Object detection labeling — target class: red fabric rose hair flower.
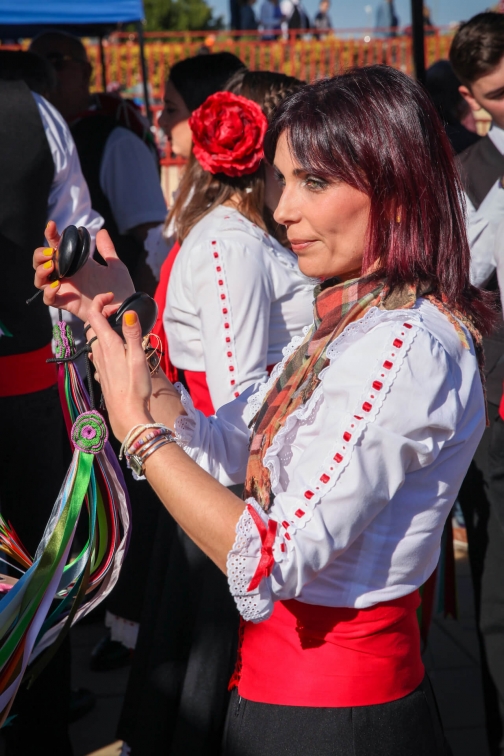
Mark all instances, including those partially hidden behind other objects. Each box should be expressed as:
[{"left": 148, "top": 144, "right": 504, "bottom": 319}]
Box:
[{"left": 189, "top": 92, "right": 268, "bottom": 178}]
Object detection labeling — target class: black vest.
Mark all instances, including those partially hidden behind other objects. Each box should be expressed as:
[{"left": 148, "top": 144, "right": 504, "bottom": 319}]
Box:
[
  {"left": 0, "top": 80, "right": 54, "bottom": 356},
  {"left": 70, "top": 115, "right": 145, "bottom": 278},
  {"left": 458, "top": 135, "right": 504, "bottom": 405}
]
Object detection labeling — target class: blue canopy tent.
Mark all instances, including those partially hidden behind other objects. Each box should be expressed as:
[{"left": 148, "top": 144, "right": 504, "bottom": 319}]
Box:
[{"left": 0, "top": 0, "right": 153, "bottom": 119}]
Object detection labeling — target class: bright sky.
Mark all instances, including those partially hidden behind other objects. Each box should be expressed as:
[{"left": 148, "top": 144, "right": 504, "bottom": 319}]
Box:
[{"left": 210, "top": 0, "right": 491, "bottom": 30}]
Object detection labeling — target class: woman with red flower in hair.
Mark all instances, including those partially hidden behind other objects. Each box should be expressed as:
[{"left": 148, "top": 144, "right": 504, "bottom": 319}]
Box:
[{"left": 163, "top": 74, "right": 312, "bottom": 416}]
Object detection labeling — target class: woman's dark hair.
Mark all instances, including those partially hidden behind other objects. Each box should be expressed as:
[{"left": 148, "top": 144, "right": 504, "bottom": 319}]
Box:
[
  {"left": 266, "top": 65, "right": 494, "bottom": 333},
  {"left": 450, "top": 12, "right": 504, "bottom": 88},
  {"left": 169, "top": 52, "right": 245, "bottom": 112},
  {"left": 170, "top": 70, "right": 304, "bottom": 244}
]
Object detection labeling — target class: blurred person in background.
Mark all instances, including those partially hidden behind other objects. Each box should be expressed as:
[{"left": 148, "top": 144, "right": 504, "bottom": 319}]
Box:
[
  {"left": 314, "top": 0, "right": 332, "bottom": 38},
  {"left": 450, "top": 13, "right": 504, "bottom": 756},
  {"left": 281, "top": 0, "right": 311, "bottom": 34},
  {"left": 0, "top": 48, "right": 102, "bottom": 756},
  {"left": 425, "top": 60, "right": 480, "bottom": 154},
  {"left": 241, "top": 0, "right": 259, "bottom": 31},
  {"left": 259, "top": 0, "right": 283, "bottom": 39},
  {"left": 375, "top": 0, "right": 399, "bottom": 37},
  {"left": 30, "top": 31, "right": 167, "bottom": 292}
]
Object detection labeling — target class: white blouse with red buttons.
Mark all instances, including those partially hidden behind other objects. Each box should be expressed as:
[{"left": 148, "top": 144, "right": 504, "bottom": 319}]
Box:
[
  {"left": 164, "top": 205, "right": 314, "bottom": 410},
  {"left": 174, "top": 298, "right": 485, "bottom": 623}
]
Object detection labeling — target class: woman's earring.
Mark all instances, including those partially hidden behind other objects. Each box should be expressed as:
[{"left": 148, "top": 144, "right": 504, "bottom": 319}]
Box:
[{"left": 395, "top": 212, "right": 401, "bottom": 224}]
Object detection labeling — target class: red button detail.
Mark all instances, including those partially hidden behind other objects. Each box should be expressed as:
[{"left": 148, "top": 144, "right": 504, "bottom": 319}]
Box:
[
  {"left": 222, "top": 308, "right": 228, "bottom": 314},
  {"left": 218, "top": 279, "right": 224, "bottom": 286},
  {"left": 334, "top": 453, "right": 343, "bottom": 463},
  {"left": 372, "top": 380, "right": 383, "bottom": 390},
  {"left": 234, "top": 391, "right": 239, "bottom": 397},
  {"left": 220, "top": 294, "right": 226, "bottom": 300},
  {"left": 212, "top": 240, "right": 217, "bottom": 244},
  {"left": 304, "top": 490, "right": 314, "bottom": 500},
  {"left": 229, "top": 366, "right": 235, "bottom": 372},
  {"left": 343, "top": 431, "right": 351, "bottom": 442},
  {"left": 362, "top": 401, "right": 372, "bottom": 412},
  {"left": 320, "top": 473, "right": 330, "bottom": 484},
  {"left": 225, "top": 337, "right": 231, "bottom": 343},
  {"left": 224, "top": 323, "right": 230, "bottom": 329},
  {"left": 213, "top": 252, "right": 219, "bottom": 258},
  {"left": 227, "top": 351, "right": 233, "bottom": 357},
  {"left": 282, "top": 521, "right": 289, "bottom": 529},
  {"left": 393, "top": 338, "right": 403, "bottom": 348},
  {"left": 280, "top": 543, "right": 286, "bottom": 552},
  {"left": 216, "top": 266, "right": 221, "bottom": 272},
  {"left": 285, "top": 533, "right": 291, "bottom": 540},
  {"left": 230, "top": 379, "right": 235, "bottom": 385},
  {"left": 403, "top": 322, "right": 412, "bottom": 329},
  {"left": 383, "top": 360, "right": 393, "bottom": 369},
  {"left": 295, "top": 509, "right": 305, "bottom": 518}
]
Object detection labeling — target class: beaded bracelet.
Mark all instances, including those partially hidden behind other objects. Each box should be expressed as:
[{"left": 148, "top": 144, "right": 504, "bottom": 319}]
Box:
[{"left": 120, "top": 423, "right": 176, "bottom": 479}]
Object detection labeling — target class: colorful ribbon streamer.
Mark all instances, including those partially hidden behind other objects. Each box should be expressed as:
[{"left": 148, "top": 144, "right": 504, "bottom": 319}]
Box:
[{"left": 0, "top": 321, "right": 130, "bottom": 724}]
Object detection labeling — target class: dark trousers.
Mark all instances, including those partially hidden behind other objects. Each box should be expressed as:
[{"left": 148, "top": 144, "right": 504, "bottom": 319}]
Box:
[
  {"left": 223, "top": 677, "right": 452, "bottom": 756},
  {"left": 0, "top": 386, "right": 73, "bottom": 756},
  {"left": 458, "top": 404, "right": 504, "bottom": 756}
]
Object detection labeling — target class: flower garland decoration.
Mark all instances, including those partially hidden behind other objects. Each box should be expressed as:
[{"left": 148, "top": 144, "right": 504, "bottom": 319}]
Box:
[
  {"left": 0, "top": 320, "right": 130, "bottom": 724},
  {"left": 189, "top": 92, "right": 268, "bottom": 178}
]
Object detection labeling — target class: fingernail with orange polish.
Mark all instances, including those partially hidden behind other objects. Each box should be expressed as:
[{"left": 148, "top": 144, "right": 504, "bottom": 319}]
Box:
[
  {"left": 43, "top": 260, "right": 52, "bottom": 269},
  {"left": 124, "top": 311, "right": 137, "bottom": 326},
  {"left": 43, "top": 248, "right": 53, "bottom": 257}
]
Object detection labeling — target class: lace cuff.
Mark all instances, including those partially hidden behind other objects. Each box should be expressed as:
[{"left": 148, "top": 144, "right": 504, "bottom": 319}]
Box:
[
  {"left": 173, "top": 382, "right": 199, "bottom": 448},
  {"left": 227, "top": 498, "right": 275, "bottom": 623}
]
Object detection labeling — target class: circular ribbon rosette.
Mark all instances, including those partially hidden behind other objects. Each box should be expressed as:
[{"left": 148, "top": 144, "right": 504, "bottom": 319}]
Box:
[{"left": 71, "top": 411, "right": 108, "bottom": 454}]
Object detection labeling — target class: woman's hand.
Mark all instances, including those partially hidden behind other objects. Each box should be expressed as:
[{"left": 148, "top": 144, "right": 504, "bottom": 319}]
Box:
[
  {"left": 33, "top": 222, "right": 135, "bottom": 322},
  {"left": 86, "top": 293, "right": 153, "bottom": 441}
]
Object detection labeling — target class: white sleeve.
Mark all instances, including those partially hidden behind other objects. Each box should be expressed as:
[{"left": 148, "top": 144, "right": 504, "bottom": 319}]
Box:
[
  {"left": 99, "top": 127, "right": 167, "bottom": 234},
  {"left": 227, "top": 322, "right": 465, "bottom": 622},
  {"left": 174, "top": 383, "right": 256, "bottom": 487},
  {"left": 190, "top": 235, "right": 273, "bottom": 409},
  {"left": 466, "top": 184, "right": 504, "bottom": 287},
  {"left": 33, "top": 93, "right": 103, "bottom": 244}
]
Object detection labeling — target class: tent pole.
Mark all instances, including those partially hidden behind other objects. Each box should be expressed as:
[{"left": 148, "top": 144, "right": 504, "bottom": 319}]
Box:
[
  {"left": 99, "top": 35, "right": 107, "bottom": 91},
  {"left": 410, "top": 0, "right": 426, "bottom": 83},
  {"left": 136, "top": 21, "right": 152, "bottom": 125}
]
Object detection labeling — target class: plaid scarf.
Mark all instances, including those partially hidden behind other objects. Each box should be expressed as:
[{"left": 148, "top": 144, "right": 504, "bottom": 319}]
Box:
[{"left": 245, "top": 275, "right": 484, "bottom": 512}]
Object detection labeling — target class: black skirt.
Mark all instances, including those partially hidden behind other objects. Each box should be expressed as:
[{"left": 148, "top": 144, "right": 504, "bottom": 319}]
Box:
[
  {"left": 223, "top": 677, "right": 453, "bottom": 756},
  {"left": 117, "top": 506, "right": 239, "bottom": 755}
]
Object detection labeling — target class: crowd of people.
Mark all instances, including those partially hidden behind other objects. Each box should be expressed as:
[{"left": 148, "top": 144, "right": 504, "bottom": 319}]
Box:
[{"left": 2, "top": 9, "right": 504, "bottom": 756}]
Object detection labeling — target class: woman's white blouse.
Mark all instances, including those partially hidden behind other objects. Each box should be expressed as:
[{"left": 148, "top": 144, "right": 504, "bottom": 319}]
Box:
[
  {"left": 164, "top": 205, "right": 314, "bottom": 409},
  {"left": 174, "top": 298, "right": 485, "bottom": 623}
]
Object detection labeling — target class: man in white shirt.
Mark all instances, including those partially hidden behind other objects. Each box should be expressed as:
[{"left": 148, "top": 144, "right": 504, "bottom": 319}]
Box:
[
  {"left": 30, "top": 32, "right": 168, "bottom": 293},
  {"left": 450, "top": 14, "right": 504, "bottom": 756},
  {"left": 0, "top": 49, "right": 103, "bottom": 756}
]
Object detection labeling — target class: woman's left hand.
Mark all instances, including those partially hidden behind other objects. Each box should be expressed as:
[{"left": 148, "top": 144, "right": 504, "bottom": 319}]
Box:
[{"left": 86, "top": 293, "right": 153, "bottom": 441}]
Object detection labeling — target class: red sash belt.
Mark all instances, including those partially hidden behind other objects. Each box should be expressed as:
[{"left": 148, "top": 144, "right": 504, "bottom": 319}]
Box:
[
  {"left": 0, "top": 343, "right": 57, "bottom": 397},
  {"left": 236, "top": 591, "right": 424, "bottom": 707}
]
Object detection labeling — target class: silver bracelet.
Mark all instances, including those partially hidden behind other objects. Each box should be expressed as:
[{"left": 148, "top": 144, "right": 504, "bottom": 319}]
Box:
[{"left": 121, "top": 423, "right": 177, "bottom": 479}]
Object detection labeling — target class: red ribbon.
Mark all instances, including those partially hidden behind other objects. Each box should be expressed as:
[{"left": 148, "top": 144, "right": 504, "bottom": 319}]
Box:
[{"left": 246, "top": 504, "right": 278, "bottom": 592}]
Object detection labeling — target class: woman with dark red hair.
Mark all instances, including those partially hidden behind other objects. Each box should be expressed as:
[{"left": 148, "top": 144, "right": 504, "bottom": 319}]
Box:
[{"left": 47, "top": 65, "right": 493, "bottom": 754}]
